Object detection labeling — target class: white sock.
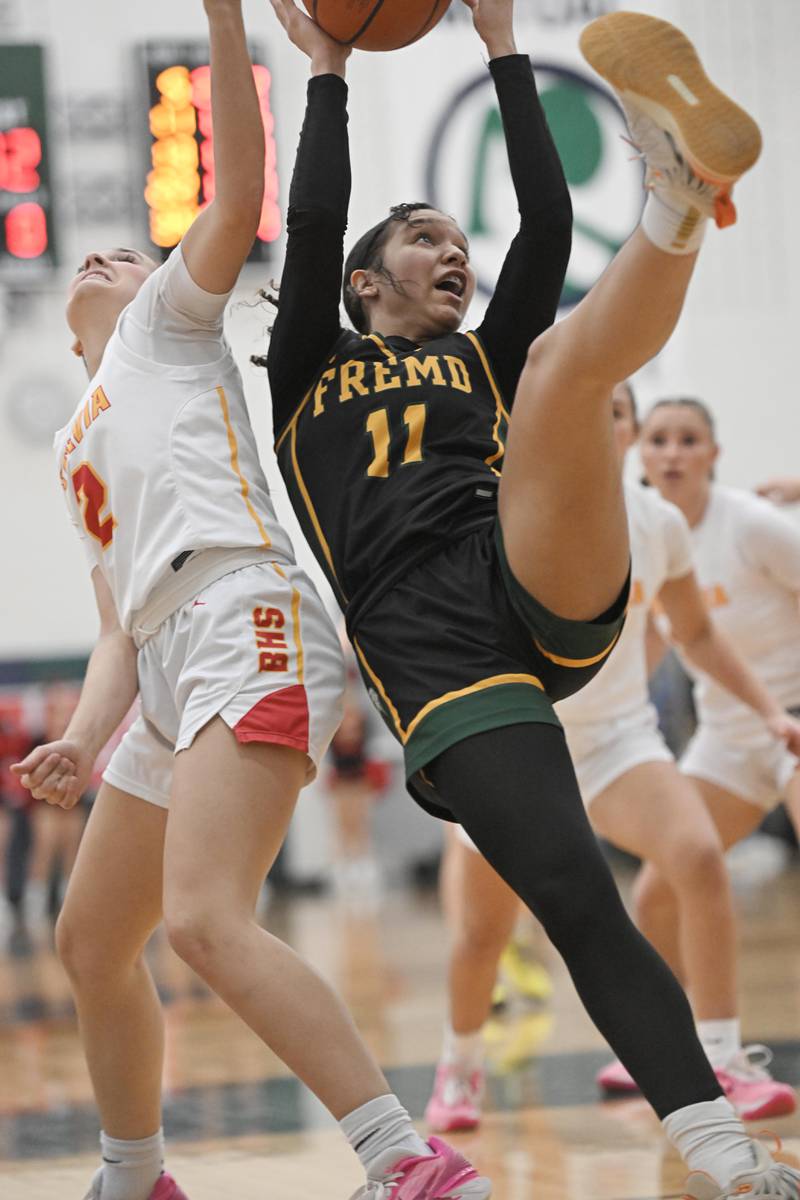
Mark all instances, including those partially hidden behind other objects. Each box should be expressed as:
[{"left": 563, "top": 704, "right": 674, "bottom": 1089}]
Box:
[
  {"left": 641, "top": 189, "right": 708, "bottom": 255},
  {"left": 662, "top": 1097, "right": 755, "bottom": 1186},
  {"left": 442, "top": 1024, "right": 485, "bottom": 1073},
  {"left": 340, "top": 1094, "right": 430, "bottom": 1178},
  {"left": 697, "top": 1019, "right": 742, "bottom": 1070},
  {"left": 96, "top": 1129, "right": 164, "bottom": 1200}
]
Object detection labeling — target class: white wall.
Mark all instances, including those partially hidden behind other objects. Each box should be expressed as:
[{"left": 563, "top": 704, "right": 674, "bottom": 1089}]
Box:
[{"left": 0, "top": 0, "right": 798, "bottom": 658}]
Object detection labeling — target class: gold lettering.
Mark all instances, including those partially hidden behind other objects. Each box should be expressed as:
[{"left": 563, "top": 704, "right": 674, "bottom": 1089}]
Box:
[
  {"left": 313, "top": 368, "right": 336, "bottom": 417},
  {"left": 405, "top": 355, "right": 446, "bottom": 388},
  {"left": 445, "top": 356, "right": 471, "bottom": 393},
  {"left": 91, "top": 386, "right": 110, "bottom": 420},
  {"left": 374, "top": 361, "right": 402, "bottom": 392},
  {"left": 71, "top": 415, "right": 84, "bottom": 444},
  {"left": 339, "top": 360, "right": 368, "bottom": 402}
]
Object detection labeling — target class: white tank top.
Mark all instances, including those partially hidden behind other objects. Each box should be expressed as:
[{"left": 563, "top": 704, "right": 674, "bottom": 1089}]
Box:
[
  {"left": 556, "top": 482, "right": 693, "bottom": 725},
  {"left": 685, "top": 484, "right": 800, "bottom": 739},
  {"left": 54, "top": 247, "right": 294, "bottom": 638}
]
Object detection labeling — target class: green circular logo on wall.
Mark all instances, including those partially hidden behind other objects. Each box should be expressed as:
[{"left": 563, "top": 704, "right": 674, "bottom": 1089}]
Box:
[{"left": 424, "top": 61, "right": 644, "bottom": 308}]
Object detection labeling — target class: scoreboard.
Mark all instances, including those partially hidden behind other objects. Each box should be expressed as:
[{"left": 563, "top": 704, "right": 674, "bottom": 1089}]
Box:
[
  {"left": 0, "top": 45, "right": 56, "bottom": 276},
  {"left": 142, "top": 41, "right": 280, "bottom": 261}
]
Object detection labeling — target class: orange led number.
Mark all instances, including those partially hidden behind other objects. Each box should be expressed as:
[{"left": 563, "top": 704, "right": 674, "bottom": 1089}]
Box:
[{"left": 71, "top": 463, "right": 116, "bottom": 549}]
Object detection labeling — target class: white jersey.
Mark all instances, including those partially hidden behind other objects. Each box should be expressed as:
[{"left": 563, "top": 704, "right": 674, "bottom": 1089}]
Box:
[
  {"left": 685, "top": 485, "right": 800, "bottom": 740},
  {"left": 54, "top": 247, "right": 294, "bottom": 638},
  {"left": 556, "top": 482, "right": 694, "bottom": 726}
]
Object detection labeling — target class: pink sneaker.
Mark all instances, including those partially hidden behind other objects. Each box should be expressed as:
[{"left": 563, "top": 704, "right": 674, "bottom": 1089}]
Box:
[
  {"left": 716, "top": 1046, "right": 797, "bottom": 1121},
  {"left": 150, "top": 1175, "right": 190, "bottom": 1200},
  {"left": 596, "top": 1058, "right": 639, "bottom": 1094},
  {"left": 425, "top": 1062, "right": 485, "bottom": 1133},
  {"left": 350, "top": 1137, "right": 492, "bottom": 1198},
  {"left": 84, "top": 1172, "right": 189, "bottom": 1199}
]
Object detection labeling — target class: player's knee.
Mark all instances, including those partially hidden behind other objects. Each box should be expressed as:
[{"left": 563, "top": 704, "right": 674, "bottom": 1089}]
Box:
[
  {"left": 667, "top": 835, "right": 727, "bottom": 895},
  {"left": 55, "top": 909, "right": 121, "bottom": 986},
  {"left": 525, "top": 857, "right": 610, "bottom": 940},
  {"left": 164, "top": 904, "right": 227, "bottom": 972}
]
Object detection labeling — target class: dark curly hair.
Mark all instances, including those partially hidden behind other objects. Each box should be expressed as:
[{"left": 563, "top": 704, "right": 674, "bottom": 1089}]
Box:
[{"left": 342, "top": 202, "right": 440, "bottom": 334}]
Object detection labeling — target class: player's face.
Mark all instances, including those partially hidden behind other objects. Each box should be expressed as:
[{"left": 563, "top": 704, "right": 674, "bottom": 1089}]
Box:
[
  {"left": 611, "top": 382, "right": 637, "bottom": 463},
  {"left": 66, "top": 248, "right": 157, "bottom": 330},
  {"left": 379, "top": 211, "right": 475, "bottom": 335},
  {"left": 639, "top": 405, "right": 718, "bottom": 507}
]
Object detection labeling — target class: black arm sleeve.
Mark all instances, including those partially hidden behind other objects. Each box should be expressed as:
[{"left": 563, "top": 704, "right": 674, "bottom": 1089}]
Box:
[
  {"left": 267, "top": 74, "right": 351, "bottom": 437},
  {"left": 475, "top": 55, "right": 573, "bottom": 406}
]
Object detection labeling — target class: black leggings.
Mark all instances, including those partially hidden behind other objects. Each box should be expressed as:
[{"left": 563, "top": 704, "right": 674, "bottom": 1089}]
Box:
[{"left": 429, "top": 723, "right": 722, "bottom": 1120}]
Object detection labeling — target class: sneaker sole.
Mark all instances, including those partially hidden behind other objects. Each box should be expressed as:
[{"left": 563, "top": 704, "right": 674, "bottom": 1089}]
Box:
[
  {"left": 735, "top": 1093, "right": 798, "bottom": 1121},
  {"left": 426, "top": 1113, "right": 482, "bottom": 1133},
  {"left": 579, "top": 11, "right": 762, "bottom": 185}
]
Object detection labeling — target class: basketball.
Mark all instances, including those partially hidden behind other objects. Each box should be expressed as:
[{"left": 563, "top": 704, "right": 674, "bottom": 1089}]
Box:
[{"left": 302, "top": 0, "right": 452, "bottom": 52}]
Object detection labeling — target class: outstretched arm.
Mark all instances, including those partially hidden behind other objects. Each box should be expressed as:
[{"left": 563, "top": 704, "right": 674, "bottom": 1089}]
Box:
[
  {"left": 469, "top": 0, "right": 573, "bottom": 404},
  {"left": 10, "top": 571, "right": 138, "bottom": 810},
  {"left": 660, "top": 570, "right": 800, "bottom": 755},
  {"left": 266, "top": 0, "right": 352, "bottom": 436},
  {"left": 179, "top": 0, "right": 265, "bottom": 294}
]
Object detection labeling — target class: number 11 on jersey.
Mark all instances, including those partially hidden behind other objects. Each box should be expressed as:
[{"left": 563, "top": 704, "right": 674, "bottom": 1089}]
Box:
[{"left": 365, "top": 403, "right": 426, "bottom": 478}]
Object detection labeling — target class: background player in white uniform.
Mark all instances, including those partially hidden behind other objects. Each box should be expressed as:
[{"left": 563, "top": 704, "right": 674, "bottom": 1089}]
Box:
[
  {"left": 637, "top": 396, "right": 800, "bottom": 1000},
  {"left": 10, "top": 4, "right": 490, "bottom": 1200},
  {"left": 425, "top": 383, "right": 800, "bottom": 1135}
]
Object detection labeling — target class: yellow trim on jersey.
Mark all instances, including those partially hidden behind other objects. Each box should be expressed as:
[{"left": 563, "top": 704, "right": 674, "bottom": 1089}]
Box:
[
  {"left": 533, "top": 631, "right": 621, "bottom": 669},
  {"left": 405, "top": 673, "right": 544, "bottom": 740},
  {"left": 274, "top": 388, "right": 313, "bottom": 453},
  {"left": 353, "top": 638, "right": 407, "bottom": 742},
  {"left": 217, "top": 387, "right": 271, "bottom": 547},
  {"left": 289, "top": 419, "right": 347, "bottom": 600},
  {"left": 366, "top": 333, "right": 399, "bottom": 363},
  {"left": 270, "top": 563, "right": 305, "bottom": 685},
  {"left": 465, "top": 331, "right": 510, "bottom": 469}
]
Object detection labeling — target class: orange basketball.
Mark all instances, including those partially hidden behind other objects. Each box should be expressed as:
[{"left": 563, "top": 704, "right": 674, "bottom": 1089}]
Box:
[{"left": 303, "top": 0, "right": 452, "bottom": 52}]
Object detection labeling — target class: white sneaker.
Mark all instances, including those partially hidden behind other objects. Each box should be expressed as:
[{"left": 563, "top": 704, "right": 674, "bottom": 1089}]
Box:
[
  {"left": 580, "top": 11, "right": 762, "bottom": 230},
  {"left": 684, "top": 1141, "right": 800, "bottom": 1200}
]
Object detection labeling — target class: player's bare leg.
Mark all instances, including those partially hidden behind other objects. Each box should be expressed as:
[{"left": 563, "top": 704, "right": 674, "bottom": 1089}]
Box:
[
  {"left": 499, "top": 231, "right": 696, "bottom": 620},
  {"left": 500, "top": 12, "right": 761, "bottom": 622},
  {"left": 426, "top": 832, "right": 522, "bottom": 1132},
  {"left": 444, "top": 834, "right": 520, "bottom": 1036},
  {"left": 55, "top": 784, "right": 166, "bottom": 1139},
  {"left": 163, "top": 717, "right": 390, "bottom": 1118},
  {"left": 633, "top": 776, "right": 797, "bottom": 1119},
  {"left": 591, "top": 762, "right": 736, "bottom": 1021}
]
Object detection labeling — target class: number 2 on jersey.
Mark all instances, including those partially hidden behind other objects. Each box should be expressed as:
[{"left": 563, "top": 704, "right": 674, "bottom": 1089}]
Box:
[
  {"left": 365, "top": 403, "right": 426, "bottom": 478},
  {"left": 72, "top": 462, "right": 116, "bottom": 548}
]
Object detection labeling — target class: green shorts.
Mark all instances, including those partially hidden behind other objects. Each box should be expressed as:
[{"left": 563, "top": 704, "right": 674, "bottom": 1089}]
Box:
[{"left": 352, "top": 519, "right": 629, "bottom": 821}]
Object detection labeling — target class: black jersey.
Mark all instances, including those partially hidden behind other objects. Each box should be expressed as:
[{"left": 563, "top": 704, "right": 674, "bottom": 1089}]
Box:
[{"left": 268, "top": 57, "right": 572, "bottom": 631}]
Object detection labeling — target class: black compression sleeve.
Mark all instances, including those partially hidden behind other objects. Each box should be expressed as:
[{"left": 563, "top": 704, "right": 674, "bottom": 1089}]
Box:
[
  {"left": 267, "top": 74, "right": 350, "bottom": 437},
  {"left": 475, "top": 55, "right": 572, "bottom": 406}
]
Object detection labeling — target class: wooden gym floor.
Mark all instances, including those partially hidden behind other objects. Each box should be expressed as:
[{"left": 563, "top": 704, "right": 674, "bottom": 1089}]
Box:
[{"left": 1, "top": 855, "right": 799, "bottom": 1199}]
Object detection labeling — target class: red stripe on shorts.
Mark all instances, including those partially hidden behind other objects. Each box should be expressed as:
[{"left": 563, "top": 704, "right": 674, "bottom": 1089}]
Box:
[{"left": 233, "top": 684, "right": 310, "bottom": 752}]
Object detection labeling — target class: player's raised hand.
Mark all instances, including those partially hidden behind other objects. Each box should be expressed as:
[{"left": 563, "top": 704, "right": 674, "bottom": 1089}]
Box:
[
  {"left": 755, "top": 477, "right": 800, "bottom": 506},
  {"left": 766, "top": 712, "right": 800, "bottom": 758},
  {"left": 10, "top": 738, "right": 93, "bottom": 811},
  {"left": 268, "top": 0, "right": 351, "bottom": 74},
  {"left": 461, "top": 0, "right": 517, "bottom": 58}
]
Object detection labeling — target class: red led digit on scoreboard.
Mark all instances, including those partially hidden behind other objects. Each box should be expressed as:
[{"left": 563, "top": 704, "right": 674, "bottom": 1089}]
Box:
[
  {"left": 0, "top": 126, "right": 42, "bottom": 193},
  {"left": 6, "top": 202, "right": 47, "bottom": 258}
]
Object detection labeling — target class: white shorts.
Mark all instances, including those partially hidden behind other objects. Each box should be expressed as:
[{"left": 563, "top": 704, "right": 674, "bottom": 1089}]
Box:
[
  {"left": 681, "top": 725, "right": 800, "bottom": 811},
  {"left": 456, "top": 704, "right": 672, "bottom": 852},
  {"left": 563, "top": 704, "right": 673, "bottom": 807},
  {"left": 104, "top": 561, "right": 344, "bottom": 808}
]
